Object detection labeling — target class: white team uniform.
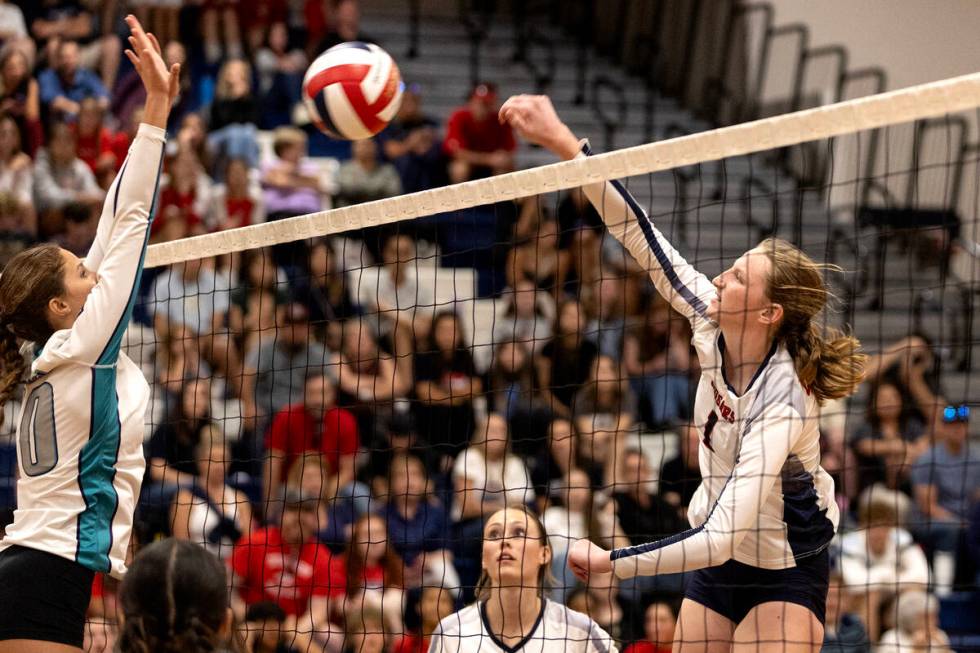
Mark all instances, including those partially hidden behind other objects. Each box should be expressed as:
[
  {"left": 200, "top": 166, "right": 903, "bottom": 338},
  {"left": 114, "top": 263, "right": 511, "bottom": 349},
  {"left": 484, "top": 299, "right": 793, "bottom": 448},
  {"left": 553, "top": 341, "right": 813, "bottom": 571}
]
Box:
[
  {"left": 575, "top": 144, "right": 839, "bottom": 576},
  {"left": 0, "top": 124, "right": 166, "bottom": 579},
  {"left": 430, "top": 599, "right": 618, "bottom": 653}
]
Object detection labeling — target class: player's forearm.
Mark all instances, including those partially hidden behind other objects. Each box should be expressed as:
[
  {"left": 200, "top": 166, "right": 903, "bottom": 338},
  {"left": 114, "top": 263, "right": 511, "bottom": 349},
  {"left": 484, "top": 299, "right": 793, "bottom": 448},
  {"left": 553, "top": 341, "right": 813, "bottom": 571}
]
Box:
[{"left": 142, "top": 92, "right": 172, "bottom": 130}]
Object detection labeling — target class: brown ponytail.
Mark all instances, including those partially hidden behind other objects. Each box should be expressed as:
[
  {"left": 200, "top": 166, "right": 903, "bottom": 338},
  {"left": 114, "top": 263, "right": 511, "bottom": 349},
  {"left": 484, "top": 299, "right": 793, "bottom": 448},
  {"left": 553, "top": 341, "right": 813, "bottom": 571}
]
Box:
[
  {"left": 760, "top": 238, "right": 867, "bottom": 403},
  {"left": 0, "top": 244, "right": 68, "bottom": 421}
]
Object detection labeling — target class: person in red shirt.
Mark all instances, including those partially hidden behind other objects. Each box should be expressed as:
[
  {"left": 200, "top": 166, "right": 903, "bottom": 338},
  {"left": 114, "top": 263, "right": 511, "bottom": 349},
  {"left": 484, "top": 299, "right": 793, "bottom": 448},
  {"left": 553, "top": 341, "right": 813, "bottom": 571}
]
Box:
[
  {"left": 443, "top": 82, "right": 515, "bottom": 184},
  {"left": 74, "top": 97, "right": 119, "bottom": 188},
  {"left": 265, "top": 373, "right": 360, "bottom": 506},
  {"left": 229, "top": 488, "right": 345, "bottom": 626},
  {"left": 623, "top": 601, "right": 678, "bottom": 653},
  {"left": 393, "top": 585, "right": 456, "bottom": 653}
]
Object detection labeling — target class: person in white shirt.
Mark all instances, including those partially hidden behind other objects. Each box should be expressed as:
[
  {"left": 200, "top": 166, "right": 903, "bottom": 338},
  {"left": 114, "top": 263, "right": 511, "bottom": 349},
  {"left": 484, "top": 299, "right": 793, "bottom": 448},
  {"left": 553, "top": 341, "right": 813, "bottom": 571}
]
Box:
[
  {"left": 0, "top": 16, "right": 176, "bottom": 651},
  {"left": 499, "top": 95, "right": 868, "bottom": 652},
  {"left": 431, "top": 505, "right": 618, "bottom": 653}
]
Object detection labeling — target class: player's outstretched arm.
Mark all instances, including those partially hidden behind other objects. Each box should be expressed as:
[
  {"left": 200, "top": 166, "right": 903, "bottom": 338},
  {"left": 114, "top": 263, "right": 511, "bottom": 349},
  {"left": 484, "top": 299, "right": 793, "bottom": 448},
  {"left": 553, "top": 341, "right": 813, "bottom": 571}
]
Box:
[{"left": 500, "top": 95, "right": 716, "bottom": 326}]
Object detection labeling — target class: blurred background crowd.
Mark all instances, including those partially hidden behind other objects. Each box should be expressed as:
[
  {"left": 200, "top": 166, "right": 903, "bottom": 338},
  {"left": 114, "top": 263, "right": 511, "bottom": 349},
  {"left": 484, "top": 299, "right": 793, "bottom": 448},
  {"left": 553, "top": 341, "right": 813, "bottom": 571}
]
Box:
[{"left": 0, "top": 1, "right": 977, "bottom": 652}]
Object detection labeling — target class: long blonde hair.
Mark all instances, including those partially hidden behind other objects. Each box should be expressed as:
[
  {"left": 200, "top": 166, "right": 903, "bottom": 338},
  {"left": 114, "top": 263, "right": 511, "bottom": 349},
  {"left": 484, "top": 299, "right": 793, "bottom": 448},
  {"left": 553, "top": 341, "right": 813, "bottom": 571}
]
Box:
[{"left": 761, "top": 238, "right": 867, "bottom": 403}]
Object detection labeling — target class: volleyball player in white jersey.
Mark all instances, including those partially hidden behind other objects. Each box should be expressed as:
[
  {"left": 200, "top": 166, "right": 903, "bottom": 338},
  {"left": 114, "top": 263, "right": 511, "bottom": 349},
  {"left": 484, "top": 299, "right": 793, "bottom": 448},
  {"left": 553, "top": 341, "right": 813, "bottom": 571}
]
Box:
[
  {"left": 499, "top": 96, "right": 867, "bottom": 652},
  {"left": 430, "top": 505, "right": 617, "bottom": 653},
  {"left": 0, "top": 16, "right": 177, "bottom": 652}
]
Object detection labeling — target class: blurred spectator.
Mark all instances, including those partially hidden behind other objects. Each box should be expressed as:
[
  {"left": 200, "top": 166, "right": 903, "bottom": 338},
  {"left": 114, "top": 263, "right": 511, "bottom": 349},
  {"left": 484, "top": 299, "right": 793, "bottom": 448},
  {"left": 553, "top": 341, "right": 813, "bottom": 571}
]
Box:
[
  {"left": 73, "top": 95, "right": 117, "bottom": 186},
  {"left": 208, "top": 157, "right": 264, "bottom": 231},
  {"left": 0, "top": 2, "right": 29, "bottom": 54},
  {"left": 557, "top": 187, "right": 603, "bottom": 248},
  {"left": 582, "top": 274, "right": 627, "bottom": 360},
  {"left": 343, "top": 513, "right": 408, "bottom": 631},
  {"left": 444, "top": 82, "right": 515, "bottom": 184},
  {"left": 342, "top": 604, "right": 388, "bottom": 653},
  {"left": 38, "top": 39, "right": 109, "bottom": 120},
  {"left": 264, "top": 373, "right": 360, "bottom": 508},
  {"left": 507, "top": 215, "right": 569, "bottom": 299},
  {"left": 241, "top": 302, "right": 330, "bottom": 432},
  {"left": 543, "top": 467, "right": 624, "bottom": 600},
  {"left": 150, "top": 255, "right": 231, "bottom": 341},
  {"left": 335, "top": 138, "right": 402, "bottom": 255},
  {"left": 659, "top": 422, "right": 703, "bottom": 521},
  {"left": 356, "top": 234, "right": 434, "bottom": 342},
  {"left": 379, "top": 453, "right": 459, "bottom": 593},
  {"left": 838, "top": 489, "right": 929, "bottom": 639},
  {"left": 623, "top": 602, "right": 677, "bottom": 653},
  {"left": 0, "top": 111, "right": 34, "bottom": 229},
  {"left": 51, "top": 199, "right": 94, "bottom": 256},
  {"left": 493, "top": 279, "right": 555, "bottom": 356},
  {"left": 0, "top": 47, "right": 41, "bottom": 154},
  {"left": 451, "top": 413, "right": 534, "bottom": 592},
  {"left": 317, "top": 0, "right": 374, "bottom": 53},
  {"left": 153, "top": 149, "right": 213, "bottom": 243},
  {"left": 911, "top": 403, "right": 979, "bottom": 595},
  {"left": 536, "top": 299, "right": 599, "bottom": 418},
  {"left": 171, "top": 423, "right": 254, "bottom": 559},
  {"left": 487, "top": 338, "right": 552, "bottom": 459},
  {"left": 33, "top": 119, "right": 103, "bottom": 237},
  {"left": 413, "top": 310, "right": 481, "bottom": 457},
  {"left": 26, "top": 1, "right": 120, "bottom": 91},
  {"left": 130, "top": 0, "right": 179, "bottom": 46},
  {"left": 393, "top": 586, "right": 455, "bottom": 653},
  {"left": 228, "top": 247, "right": 289, "bottom": 353},
  {"left": 334, "top": 316, "right": 412, "bottom": 442},
  {"left": 850, "top": 380, "right": 927, "bottom": 497},
  {"left": 623, "top": 297, "right": 695, "bottom": 430},
  {"left": 262, "top": 126, "right": 324, "bottom": 220},
  {"left": 970, "top": 497, "right": 980, "bottom": 582},
  {"left": 254, "top": 21, "right": 306, "bottom": 129},
  {"left": 565, "top": 573, "right": 623, "bottom": 643},
  {"left": 821, "top": 571, "right": 870, "bottom": 653},
  {"left": 360, "top": 411, "right": 437, "bottom": 500},
  {"left": 877, "top": 590, "right": 952, "bottom": 653},
  {"left": 379, "top": 85, "right": 446, "bottom": 194},
  {"left": 0, "top": 192, "right": 33, "bottom": 264},
  {"left": 298, "top": 238, "right": 358, "bottom": 347},
  {"left": 230, "top": 488, "right": 345, "bottom": 626},
  {"left": 572, "top": 355, "right": 636, "bottom": 487},
  {"left": 208, "top": 58, "right": 259, "bottom": 174},
  {"left": 201, "top": 0, "right": 243, "bottom": 64},
  {"left": 147, "top": 378, "right": 213, "bottom": 489}
]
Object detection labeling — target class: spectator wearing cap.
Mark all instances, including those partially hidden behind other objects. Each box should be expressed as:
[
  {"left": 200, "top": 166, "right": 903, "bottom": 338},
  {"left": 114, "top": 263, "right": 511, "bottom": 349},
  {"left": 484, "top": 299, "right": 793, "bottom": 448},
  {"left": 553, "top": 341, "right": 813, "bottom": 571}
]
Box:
[
  {"left": 264, "top": 373, "right": 360, "bottom": 510},
  {"left": 229, "top": 487, "right": 345, "bottom": 630},
  {"left": 38, "top": 39, "right": 110, "bottom": 120},
  {"left": 911, "top": 402, "right": 979, "bottom": 595},
  {"left": 379, "top": 85, "right": 447, "bottom": 194},
  {"left": 443, "top": 82, "right": 515, "bottom": 184},
  {"left": 241, "top": 302, "right": 331, "bottom": 435}
]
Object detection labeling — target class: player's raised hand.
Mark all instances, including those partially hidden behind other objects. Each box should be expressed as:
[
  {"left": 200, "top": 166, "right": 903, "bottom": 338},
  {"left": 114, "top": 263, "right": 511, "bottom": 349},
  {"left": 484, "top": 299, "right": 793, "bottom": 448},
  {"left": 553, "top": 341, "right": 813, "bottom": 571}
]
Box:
[
  {"left": 124, "top": 15, "right": 179, "bottom": 102},
  {"left": 499, "top": 95, "right": 580, "bottom": 160},
  {"left": 567, "top": 538, "right": 613, "bottom": 583}
]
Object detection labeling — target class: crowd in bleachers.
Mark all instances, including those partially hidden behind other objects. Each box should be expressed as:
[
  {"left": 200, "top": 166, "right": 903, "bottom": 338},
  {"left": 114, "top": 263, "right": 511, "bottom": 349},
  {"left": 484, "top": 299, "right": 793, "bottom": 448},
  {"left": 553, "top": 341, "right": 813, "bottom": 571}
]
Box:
[{"left": 0, "top": 1, "right": 978, "bottom": 652}]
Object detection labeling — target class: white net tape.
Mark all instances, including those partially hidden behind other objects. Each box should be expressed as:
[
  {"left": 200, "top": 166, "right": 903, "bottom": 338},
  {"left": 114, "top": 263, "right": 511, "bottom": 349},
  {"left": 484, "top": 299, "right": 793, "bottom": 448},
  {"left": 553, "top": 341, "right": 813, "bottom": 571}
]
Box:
[{"left": 145, "top": 71, "right": 980, "bottom": 268}]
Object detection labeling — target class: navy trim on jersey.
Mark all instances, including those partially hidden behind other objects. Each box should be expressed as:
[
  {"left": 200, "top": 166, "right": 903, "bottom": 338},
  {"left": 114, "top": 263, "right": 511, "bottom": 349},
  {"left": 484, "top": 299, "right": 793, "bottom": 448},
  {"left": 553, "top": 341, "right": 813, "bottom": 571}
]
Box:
[
  {"left": 76, "top": 141, "right": 164, "bottom": 572},
  {"left": 717, "top": 334, "right": 778, "bottom": 397},
  {"left": 112, "top": 159, "right": 129, "bottom": 217},
  {"left": 780, "top": 457, "right": 835, "bottom": 559},
  {"left": 479, "top": 599, "right": 546, "bottom": 653},
  {"left": 581, "top": 143, "right": 709, "bottom": 318}
]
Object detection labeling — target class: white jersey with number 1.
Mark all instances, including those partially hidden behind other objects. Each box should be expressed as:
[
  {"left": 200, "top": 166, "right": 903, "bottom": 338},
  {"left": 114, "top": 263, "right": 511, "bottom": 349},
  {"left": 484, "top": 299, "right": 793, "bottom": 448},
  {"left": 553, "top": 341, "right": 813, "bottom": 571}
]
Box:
[
  {"left": 0, "top": 124, "right": 166, "bottom": 579},
  {"left": 574, "top": 142, "right": 839, "bottom": 576}
]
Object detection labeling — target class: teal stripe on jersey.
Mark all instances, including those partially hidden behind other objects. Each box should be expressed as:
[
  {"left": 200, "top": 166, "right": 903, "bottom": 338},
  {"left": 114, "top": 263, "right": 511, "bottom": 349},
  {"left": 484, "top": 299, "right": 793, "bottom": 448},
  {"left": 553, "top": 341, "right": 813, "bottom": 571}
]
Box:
[{"left": 76, "top": 146, "right": 164, "bottom": 571}]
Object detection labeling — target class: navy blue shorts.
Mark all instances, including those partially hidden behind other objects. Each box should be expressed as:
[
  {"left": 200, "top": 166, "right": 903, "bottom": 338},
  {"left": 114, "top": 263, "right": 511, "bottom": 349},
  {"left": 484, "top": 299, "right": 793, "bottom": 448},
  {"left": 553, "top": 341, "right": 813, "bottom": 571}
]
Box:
[
  {"left": 684, "top": 548, "right": 829, "bottom": 625},
  {"left": 0, "top": 545, "right": 94, "bottom": 647}
]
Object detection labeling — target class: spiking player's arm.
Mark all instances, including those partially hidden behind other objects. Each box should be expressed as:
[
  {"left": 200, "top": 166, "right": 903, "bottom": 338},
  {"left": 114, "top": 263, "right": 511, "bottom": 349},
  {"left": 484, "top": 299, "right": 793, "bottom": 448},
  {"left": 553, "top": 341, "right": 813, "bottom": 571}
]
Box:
[{"left": 499, "top": 94, "right": 717, "bottom": 327}]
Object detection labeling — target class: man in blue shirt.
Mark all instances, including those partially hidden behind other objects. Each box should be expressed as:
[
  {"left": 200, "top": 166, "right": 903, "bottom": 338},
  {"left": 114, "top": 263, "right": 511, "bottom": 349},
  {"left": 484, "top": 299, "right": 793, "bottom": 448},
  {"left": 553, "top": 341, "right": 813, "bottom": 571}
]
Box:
[
  {"left": 912, "top": 404, "right": 979, "bottom": 594},
  {"left": 38, "top": 39, "right": 109, "bottom": 119}
]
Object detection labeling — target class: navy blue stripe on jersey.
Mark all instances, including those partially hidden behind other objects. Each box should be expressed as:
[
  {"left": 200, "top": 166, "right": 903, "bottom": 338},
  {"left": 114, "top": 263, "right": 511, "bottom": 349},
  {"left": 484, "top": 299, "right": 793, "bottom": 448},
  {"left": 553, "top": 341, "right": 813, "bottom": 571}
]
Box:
[
  {"left": 479, "top": 600, "right": 545, "bottom": 653},
  {"left": 112, "top": 159, "right": 129, "bottom": 216},
  {"left": 719, "top": 335, "right": 778, "bottom": 396},
  {"left": 780, "top": 456, "right": 835, "bottom": 559},
  {"left": 581, "top": 141, "right": 708, "bottom": 318},
  {"left": 77, "top": 142, "right": 164, "bottom": 572}
]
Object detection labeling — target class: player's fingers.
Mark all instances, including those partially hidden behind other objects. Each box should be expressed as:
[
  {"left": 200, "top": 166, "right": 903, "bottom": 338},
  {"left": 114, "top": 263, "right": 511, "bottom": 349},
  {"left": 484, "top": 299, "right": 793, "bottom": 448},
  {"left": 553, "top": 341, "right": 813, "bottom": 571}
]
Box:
[
  {"left": 148, "top": 32, "right": 162, "bottom": 56},
  {"left": 124, "top": 49, "right": 139, "bottom": 67}
]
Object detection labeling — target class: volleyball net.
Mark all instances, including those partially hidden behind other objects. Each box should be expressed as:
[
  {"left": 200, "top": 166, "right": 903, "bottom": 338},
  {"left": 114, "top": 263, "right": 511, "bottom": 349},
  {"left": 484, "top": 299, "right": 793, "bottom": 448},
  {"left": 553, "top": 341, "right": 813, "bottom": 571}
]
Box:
[{"left": 114, "top": 73, "right": 980, "bottom": 647}]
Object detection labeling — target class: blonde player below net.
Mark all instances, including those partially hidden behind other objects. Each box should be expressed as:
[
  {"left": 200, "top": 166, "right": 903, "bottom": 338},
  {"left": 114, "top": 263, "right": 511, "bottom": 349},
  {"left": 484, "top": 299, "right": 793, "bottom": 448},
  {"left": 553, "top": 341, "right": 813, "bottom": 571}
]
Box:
[{"left": 499, "top": 95, "right": 868, "bottom": 653}]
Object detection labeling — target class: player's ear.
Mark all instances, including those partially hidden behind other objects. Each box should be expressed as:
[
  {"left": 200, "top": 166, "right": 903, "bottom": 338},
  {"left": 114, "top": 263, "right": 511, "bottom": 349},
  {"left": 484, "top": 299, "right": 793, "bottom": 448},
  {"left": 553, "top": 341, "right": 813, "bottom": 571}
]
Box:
[
  {"left": 760, "top": 302, "right": 783, "bottom": 326},
  {"left": 47, "top": 296, "right": 71, "bottom": 319}
]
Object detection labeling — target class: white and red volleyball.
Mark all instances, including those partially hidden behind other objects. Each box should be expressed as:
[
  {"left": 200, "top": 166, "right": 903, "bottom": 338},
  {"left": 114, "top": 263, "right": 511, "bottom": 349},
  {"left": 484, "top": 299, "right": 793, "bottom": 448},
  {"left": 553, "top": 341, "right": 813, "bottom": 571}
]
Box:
[{"left": 302, "top": 42, "right": 404, "bottom": 140}]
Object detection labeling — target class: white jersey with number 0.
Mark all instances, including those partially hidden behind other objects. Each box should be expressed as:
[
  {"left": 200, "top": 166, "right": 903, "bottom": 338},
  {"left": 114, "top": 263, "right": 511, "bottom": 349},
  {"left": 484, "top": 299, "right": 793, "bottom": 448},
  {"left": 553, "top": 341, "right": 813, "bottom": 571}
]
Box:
[
  {"left": 575, "top": 143, "right": 839, "bottom": 575},
  {"left": 429, "top": 599, "right": 618, "bottom": 653},
  {"left": 0, "top": 124, "right": 166, "bottom": 579}
]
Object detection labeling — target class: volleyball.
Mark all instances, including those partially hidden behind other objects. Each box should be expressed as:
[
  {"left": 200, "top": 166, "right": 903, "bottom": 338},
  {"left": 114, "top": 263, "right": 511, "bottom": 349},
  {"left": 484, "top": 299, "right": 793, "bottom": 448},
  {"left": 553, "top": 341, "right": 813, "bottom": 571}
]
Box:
[{"left": 302, "top": 41, "right": 404, "bottom": 140}]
